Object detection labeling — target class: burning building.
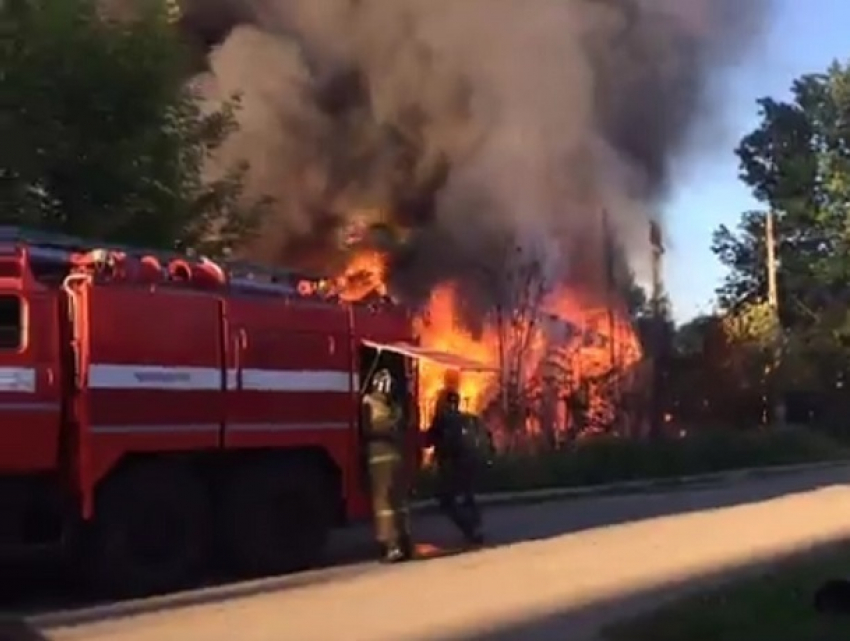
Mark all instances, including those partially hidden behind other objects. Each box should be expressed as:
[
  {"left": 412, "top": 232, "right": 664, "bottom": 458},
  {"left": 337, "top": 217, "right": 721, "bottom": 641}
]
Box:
[
  {"left": 160, "top": 0, "right": 769, "bottom": 441},
  {"left": 331, "top": 246, "right": 645, "bottom": 444}
]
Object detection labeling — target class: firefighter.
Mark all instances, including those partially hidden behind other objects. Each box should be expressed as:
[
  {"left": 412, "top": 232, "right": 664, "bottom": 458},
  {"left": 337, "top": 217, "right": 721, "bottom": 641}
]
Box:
[
  {"left": 426, "top": 374, "right": 485, "bottom": 546},
  {"left": 362, "top": 368, "right": 413, "bottom": 563}
]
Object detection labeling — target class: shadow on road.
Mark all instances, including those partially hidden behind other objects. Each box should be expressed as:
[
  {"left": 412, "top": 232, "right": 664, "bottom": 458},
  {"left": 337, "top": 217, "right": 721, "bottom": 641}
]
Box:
[
  {"left": 0, "top": 618, "right": 48, "bottom": 641},
  {"left": 458, "top": 466, "right": 850, "bottom": 550},
  {"left": 2, "top": 466, "right": 848, "bottom": 629},
  {"left": 436, "top": 536, "right": 850, "bottom": 641}
]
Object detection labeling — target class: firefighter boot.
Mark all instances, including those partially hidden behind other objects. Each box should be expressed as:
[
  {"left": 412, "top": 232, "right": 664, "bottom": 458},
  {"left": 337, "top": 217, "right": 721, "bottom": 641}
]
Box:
[
  {"left": 458, "top": 519, "right": 484, "bottom": 547},
  {"left": 459, "top": 496, "right": 485, "bottom": 546},
  {"left": 466, "top": 525, "right": 485, "bottom": 547},
  {"left": 381, "top": 542, "right": 409, "bottom": 564},
  {"left": 398, "top": 532, "right": 414, "bottom": 560}
]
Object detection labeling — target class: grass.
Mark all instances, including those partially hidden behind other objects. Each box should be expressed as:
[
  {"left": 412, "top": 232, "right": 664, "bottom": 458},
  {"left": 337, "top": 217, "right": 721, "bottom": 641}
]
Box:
[
  {"left": 415, "top": 426, "right": 850, "bottom": 497},
  {"left": 603, "top": 545, "right": 850, "bottom": 641}
]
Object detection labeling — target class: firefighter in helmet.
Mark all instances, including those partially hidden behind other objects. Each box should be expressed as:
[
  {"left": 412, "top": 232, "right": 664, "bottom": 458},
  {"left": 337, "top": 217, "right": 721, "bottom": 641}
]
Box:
[
  {"left": 362, "top": 368, "right": 413, "bottom": 563},
  {"left": 426, "top": 370, "right": 485, "bottom": 546}
]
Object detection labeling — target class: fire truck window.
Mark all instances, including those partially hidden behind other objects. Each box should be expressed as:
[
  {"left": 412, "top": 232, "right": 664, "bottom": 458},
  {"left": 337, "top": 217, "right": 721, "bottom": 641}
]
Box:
[
  {"left": 29, "top": 257, "right": 71, "bottom": 284},
  {"left": 0, "top": 295, "right": 22, "bottom": 350}
]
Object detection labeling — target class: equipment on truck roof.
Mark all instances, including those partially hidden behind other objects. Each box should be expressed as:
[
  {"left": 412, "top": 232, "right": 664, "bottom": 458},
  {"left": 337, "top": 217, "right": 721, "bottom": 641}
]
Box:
[{"left": 0, "top": 225, "right": 398, "bottom": 305}]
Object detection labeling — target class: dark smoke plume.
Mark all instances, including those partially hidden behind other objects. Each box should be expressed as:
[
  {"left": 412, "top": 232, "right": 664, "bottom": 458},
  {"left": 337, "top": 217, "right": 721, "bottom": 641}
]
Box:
[{"left": 177, "top": 0, "right": 771, "bottom": 308}]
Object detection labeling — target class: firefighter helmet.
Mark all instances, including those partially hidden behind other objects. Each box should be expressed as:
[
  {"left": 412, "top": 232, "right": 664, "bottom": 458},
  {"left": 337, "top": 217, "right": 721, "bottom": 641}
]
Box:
[
  {"left": 371, "top": 368, "right": 393, "bottom": 395},
  {"left": 445, "top": 390, "right": 461, "bottom": 411}
]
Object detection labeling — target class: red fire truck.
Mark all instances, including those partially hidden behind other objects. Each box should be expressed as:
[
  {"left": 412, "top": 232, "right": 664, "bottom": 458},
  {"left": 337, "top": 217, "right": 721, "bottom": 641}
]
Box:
[{"left": 0, "top": 227, "right": 479, "bottom": 597}]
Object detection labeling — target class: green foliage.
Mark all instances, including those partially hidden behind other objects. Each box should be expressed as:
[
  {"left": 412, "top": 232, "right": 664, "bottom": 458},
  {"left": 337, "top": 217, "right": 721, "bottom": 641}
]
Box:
[
  {"left": 604, "top": 545, "right": 850, "bottom": 641},
  {"left": 415, "top": 428, "right": 846, "bottom": 496},
  {"left": 661, "top": 311, "right": 776, "bottom": 428},
  {"left": 0, "top": 0, "right": 267, "bottom": 255},
  {"left": 720, "top": 301, "right": 779, "bottom": 390},
  {"left": 714, "top": 63, "right": 850, "bottom": 317},
  {"left": 782, "top": 305, "right": 850, "bottom": 391},
  {"left": 721, "top": 301, "right": 778, "bottom": 347},
  {"left": 711, "top": 211, "right": 768, "bottom": 311},
  {"left": 673, "top": 314, "right": 721, "bottom": 356},
  {"left": 712, "top": 59, "right": 850, "bottom": 400}
]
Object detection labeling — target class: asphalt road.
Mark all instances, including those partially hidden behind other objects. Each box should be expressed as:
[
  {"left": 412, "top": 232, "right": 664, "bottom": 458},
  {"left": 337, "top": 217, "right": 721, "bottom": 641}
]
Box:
[{"left": 13, "top": 465, "right": 850, "bottom": 641}]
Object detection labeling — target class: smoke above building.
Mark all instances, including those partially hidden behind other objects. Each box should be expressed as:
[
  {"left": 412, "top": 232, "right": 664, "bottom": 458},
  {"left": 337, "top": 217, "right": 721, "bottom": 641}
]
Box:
[{"left": 177, "top": 0, "right": 772, "bottom": 309}]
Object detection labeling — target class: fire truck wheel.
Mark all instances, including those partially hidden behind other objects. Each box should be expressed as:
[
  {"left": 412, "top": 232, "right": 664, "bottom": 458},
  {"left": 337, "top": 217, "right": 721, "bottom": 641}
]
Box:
[
  {"left": 221, "top": 458, "right": 334, "bottom": 577},
  {"left": 81, "top": 462, "right": 212, "bottom": 598}
]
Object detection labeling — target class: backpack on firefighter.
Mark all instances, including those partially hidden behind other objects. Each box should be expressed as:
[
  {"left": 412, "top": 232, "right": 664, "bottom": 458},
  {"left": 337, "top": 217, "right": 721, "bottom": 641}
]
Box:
[
  {"left": 428, "top": 390, "right": 492, "bottom": 465},
  {"left": 457, "top": 411, "right": 495, "bottom": 466}
]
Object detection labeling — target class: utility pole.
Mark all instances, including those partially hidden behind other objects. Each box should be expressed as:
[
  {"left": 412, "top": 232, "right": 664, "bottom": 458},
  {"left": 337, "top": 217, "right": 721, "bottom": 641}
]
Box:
[
  {"left": 764, "top": 210, "right": 785, "bottom": 425},
  {"left": 649, "top": 219, "right": 665, "bottom": 438},
  {"left": 601, "top": 209, "right": 618, "bottom": 379},
  {"left": 766, "top": 210, "right": 778, "bottom": 310},
  {"left": 650, "top": 221, "right": 664, "bottom": 317}
]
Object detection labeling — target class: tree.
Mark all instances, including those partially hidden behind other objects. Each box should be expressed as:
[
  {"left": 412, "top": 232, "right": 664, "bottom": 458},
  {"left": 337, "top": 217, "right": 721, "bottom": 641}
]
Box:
[
  {"left": 720, "top": 301, "right": 778, "bottom": 400},
  {"left": 714, "top": 63, "right": 850, "bottom": 320},
  {"left": 712, "top": 61, "right": 850, "bottom": 405},
  {"left": 711, "top": 210, "right": 768, "bottom": 311},
  {"left": 487, "top": 243, "right": 551, "bottom": 437},
  {"left": 0, "top": 0, "right": 266, "bottom": 255}
]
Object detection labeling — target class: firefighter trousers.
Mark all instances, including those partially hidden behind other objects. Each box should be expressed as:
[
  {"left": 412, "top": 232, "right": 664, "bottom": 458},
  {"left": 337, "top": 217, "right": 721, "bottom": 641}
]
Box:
[
  {"left": 367, "top": 444, "right": 411, "bottom": 549},
  {"left": 435, "top": 458, "right": 482, "bottom": 538}
]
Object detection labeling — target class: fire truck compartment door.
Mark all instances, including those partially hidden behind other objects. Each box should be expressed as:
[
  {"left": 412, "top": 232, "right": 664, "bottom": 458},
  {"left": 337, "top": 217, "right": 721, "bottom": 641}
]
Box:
[
  {"left": 360, "top": 340, "right": 496, "bottom": 371},
  {"left": 0, "top": 291, "right": 62, "bottom": 472}
]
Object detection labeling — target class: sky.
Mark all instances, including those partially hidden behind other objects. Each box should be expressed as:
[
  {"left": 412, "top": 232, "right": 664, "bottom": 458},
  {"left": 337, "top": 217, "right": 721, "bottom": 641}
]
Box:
[{"left": 663, "top": 0, "right": 849, "bottom": 323}]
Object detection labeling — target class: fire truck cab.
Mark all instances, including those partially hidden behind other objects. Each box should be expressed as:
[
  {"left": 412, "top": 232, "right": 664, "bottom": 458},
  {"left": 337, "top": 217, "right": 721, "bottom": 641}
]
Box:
[{"left": 0, "top": 227, "right": 468, "bottom": 597}]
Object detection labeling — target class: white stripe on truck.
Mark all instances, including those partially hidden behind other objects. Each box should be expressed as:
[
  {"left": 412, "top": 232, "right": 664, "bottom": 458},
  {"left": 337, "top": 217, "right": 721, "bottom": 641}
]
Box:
[
  {"left": 227, "top": 422, "right": 349, "bottom": 432},
  {"left": 89, "top": 422, "right": 350, "bottom": 435},
  {"left": 0, "top": 401, "right": 59, "bottom": 411},
  {"left": 90, "top": 423, "right": 220, "bottom": 435},
  {"left": 0, "top": 367, "right": 36, "bottom": 393},
  {"left": 237, "top": 369, "right": 352, "bottom": 393},
  {"left": 87, "top": 364, "right": 358, "bottom": 393},
  {"left": 88, "top": 365, "right": 220, "bottom": 391}
]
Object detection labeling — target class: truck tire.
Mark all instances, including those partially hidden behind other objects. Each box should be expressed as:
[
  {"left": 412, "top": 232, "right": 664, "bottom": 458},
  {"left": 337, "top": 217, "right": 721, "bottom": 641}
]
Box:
[
  {"left": 80, "top": 462, "right": 212, "bottom": 598},
  {"left": 220, "top": 458, "right": 334, "bottom": 577}
]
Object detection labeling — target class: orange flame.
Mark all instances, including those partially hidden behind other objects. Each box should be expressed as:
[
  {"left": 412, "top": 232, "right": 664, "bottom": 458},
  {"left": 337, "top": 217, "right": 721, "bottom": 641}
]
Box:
[
  {"left": 415, "top": 285, "right": 498, "bottom": 421},
  {"left": 335, "top": 251, "right": 388, "bottom": 302},
  {"left": 336, "top": 250, "right": 644, "bottom": 438}
]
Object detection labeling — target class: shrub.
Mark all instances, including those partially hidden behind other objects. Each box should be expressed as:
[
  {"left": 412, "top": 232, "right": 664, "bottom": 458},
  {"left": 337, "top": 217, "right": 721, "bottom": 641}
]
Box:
[{"left": 414, "top": 426, "right": 847, "bottom": 497}]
